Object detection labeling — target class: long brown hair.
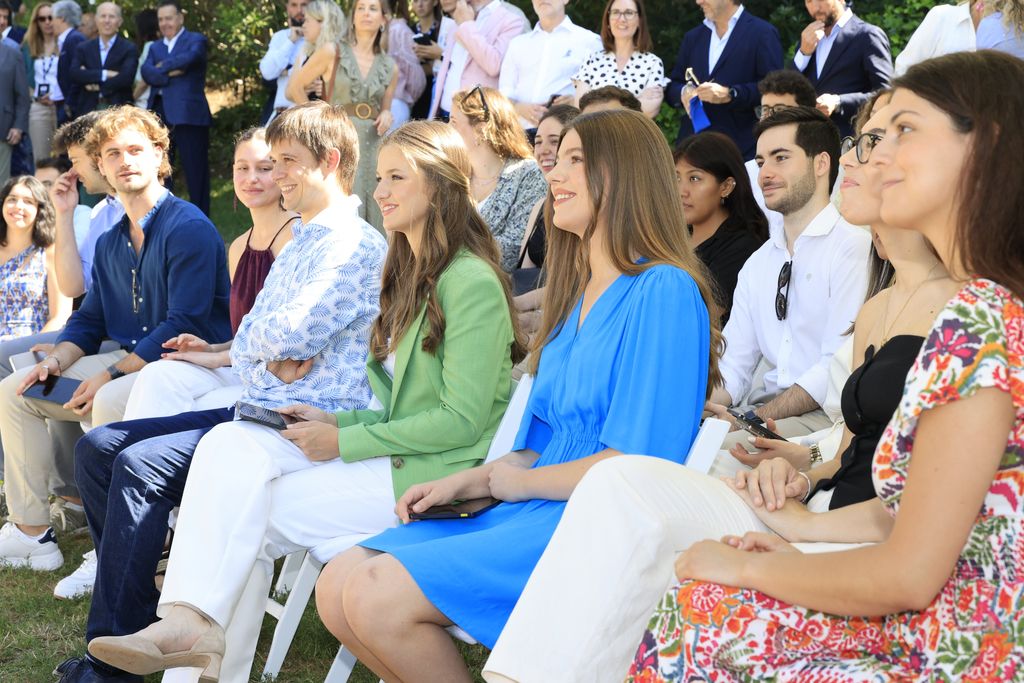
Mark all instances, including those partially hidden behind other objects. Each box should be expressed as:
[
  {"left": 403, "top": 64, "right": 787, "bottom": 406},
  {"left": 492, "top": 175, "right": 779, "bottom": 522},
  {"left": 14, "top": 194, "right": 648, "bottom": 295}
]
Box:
[
  {"left": 26, "top": 2, "right": 56, "bottom": 58},
  {"left": 0, "top": 176, "right": 56, "bottom": 249},
  {"left": 530, "top": 110, "right": 723, "bottom": 394},
  {"left": 370, "top": 121, "right": 527, "bottom": 364},
  {"left": 599, "top": 0, "right": 652, "bottom": 52},
  {"left": 893, "top": 50, "right": 1024, "bottom": 300}
]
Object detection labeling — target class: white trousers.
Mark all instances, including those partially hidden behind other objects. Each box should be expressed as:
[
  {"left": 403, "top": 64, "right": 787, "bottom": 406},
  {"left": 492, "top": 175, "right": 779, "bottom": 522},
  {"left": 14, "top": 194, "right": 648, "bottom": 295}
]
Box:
[
  {"left": 123, "top": 360, "right": 242, "bottom": 420},
  {"left": 483, "top": 455, "right": 850, "bottom": 683},
  {"left": 158, "top": 420, "right": 397, "bottom": 682}
]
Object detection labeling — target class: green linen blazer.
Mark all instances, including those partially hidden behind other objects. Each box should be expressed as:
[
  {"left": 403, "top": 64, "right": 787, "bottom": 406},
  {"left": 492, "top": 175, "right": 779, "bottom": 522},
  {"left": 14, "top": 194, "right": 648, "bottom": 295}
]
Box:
[{"left": 335, "top": 251, "right": 515, "bottom": 500}]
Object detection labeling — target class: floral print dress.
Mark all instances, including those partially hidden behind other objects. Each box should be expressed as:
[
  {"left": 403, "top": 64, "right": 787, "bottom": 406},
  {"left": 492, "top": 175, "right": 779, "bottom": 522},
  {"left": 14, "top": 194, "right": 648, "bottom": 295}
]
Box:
[
  {"left": 628, "top": 279, "right": 1024, "bottom": 682},
  {"left": 0, "top": 246, "right": 49, "bottom": 341}
]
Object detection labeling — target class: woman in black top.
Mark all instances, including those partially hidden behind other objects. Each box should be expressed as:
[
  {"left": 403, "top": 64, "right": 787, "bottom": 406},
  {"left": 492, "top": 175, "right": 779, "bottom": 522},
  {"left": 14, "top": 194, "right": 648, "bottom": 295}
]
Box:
[{"left": 673, "top": 132, "right": 768, "bottom": 322}]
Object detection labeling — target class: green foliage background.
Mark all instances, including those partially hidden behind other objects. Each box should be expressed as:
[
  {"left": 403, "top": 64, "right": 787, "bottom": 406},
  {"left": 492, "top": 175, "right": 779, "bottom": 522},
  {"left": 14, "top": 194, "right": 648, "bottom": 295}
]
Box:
[{"left": 29, "top": 0, "right": 952, "bottom": 169}]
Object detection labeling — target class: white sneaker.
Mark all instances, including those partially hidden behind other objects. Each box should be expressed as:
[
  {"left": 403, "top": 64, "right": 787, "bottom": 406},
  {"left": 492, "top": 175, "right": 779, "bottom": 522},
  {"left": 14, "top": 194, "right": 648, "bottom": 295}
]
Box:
[
  {"left": 54, "top": 549, "right": 97, "bottom": 599},
  {"left": 0, "top": 521, "right": 64, "bottom": 571}
]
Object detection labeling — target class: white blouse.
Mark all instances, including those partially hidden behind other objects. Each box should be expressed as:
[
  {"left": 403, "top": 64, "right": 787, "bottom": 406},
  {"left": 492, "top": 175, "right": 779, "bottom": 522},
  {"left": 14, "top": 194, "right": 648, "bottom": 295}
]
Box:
[{"left": 573, "top": 49, "right": 668, "bottom": 97}]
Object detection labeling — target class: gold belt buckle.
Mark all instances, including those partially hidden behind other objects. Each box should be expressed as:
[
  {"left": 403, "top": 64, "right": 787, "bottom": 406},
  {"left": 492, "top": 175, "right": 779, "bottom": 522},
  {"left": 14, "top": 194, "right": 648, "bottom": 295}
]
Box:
[{"left": 354, "top": 103, "right": 373, "bottom": 120}]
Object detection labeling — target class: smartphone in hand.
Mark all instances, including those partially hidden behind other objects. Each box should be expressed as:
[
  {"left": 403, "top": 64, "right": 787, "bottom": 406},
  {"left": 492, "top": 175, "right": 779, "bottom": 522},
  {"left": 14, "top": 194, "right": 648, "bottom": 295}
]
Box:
[{"left": 726, "top": 409, "right": 787, "bottom": 441}]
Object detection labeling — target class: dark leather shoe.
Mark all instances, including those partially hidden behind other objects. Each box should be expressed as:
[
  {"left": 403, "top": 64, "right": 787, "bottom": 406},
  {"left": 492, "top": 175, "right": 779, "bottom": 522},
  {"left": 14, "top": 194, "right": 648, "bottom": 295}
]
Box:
[{"left": 53, "top": 657, "right": 143, "bottom": 683}]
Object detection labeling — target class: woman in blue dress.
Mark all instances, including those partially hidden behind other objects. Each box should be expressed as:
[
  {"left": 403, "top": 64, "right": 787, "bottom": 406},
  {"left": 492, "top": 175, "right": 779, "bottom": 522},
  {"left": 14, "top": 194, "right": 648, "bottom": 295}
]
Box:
[{"left": 315, "top": 109, "right": 724, "bottom": 682}]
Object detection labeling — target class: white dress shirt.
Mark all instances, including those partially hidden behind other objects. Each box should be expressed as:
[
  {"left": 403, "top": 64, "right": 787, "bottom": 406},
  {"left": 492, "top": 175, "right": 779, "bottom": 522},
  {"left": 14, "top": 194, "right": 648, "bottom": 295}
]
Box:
[
  {"left": 719, "top": 203, "right": 870, "bottom": 407},
  {"left": 793, "top": 7, "right": 853, "bottom": 77},
  {"left": 259, "top": 28, "right": 306, "bottom": 111},
  {"left": 894, "top": 3, "right": 975, "bottom": 75},
  {"left": 440, "top": 0, "right": 500, "bottom": 111},
  {"left": 163, "top": 28, "right": 183, "bottom": 53},
  {"left": 99, "top": 35, "right": 116, "bottom": 81},
  {"left": 499, "top": 15, "right": 602, "bottom": 128},
  {"left": 705, "top": 5, "right": 743, "bottom": 72}
]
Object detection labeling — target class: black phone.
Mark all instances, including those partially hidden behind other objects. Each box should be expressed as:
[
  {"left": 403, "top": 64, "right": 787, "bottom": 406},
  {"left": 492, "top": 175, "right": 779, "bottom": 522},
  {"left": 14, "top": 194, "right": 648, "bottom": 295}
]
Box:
[
  {"left": 727, "top": 409, "right": 787, "bottom": 441},
  {"left": 412, "top": 33, "right": 433, "bottom": 46},
  {"left": 23, "top": 375, "right": 82, "bottom": 405},
  {"left": 409, "top": 497, "right": 501, "bottom": 520},
  {"left": 545, "top": 93, "right": 560, "bottom": 108},
  {"left": 235, "top": 401, "right": 289, "bottom": 430}
]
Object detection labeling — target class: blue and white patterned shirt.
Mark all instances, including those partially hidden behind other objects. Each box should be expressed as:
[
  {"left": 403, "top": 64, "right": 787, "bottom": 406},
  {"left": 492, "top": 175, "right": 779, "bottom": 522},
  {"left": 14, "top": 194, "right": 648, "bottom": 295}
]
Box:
[{"left": 230, "top": 196, "right": 387, "bottom": 412}]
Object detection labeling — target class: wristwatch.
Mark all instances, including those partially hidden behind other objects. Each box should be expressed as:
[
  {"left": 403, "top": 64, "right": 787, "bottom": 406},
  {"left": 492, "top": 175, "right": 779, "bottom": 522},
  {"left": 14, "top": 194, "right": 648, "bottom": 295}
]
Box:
[
  {"left": 106, "top": 364, "right": 126, "bottom": 380},
  {"left": 808, "top": 443, "right": 823, "bottom": 467},
  {"left": 728, "top": 86, "right": 738, "bottom": 101}
]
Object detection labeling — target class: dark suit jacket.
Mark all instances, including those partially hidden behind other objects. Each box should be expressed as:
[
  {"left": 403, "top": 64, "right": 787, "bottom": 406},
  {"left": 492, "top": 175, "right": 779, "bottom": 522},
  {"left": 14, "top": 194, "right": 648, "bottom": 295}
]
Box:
[
  {"left": 0, "top": 41, "right": 29, "bottom": 137},
  {"left": 56, "top": 28, "right": 85, "bottom": 110},
  {"left": 71, "top": 36, "right": 140, "bottom": 113},
  {"left": 6, "top": 26, "right": 26, "bottom": 44},
  {"left": 667, "top": 10, "right": 783, "bottom": 159},
  {"left": 790, "top": 14, "right": 893, "bottom": 137},
  {"left": 141, "top": 29, "right": 212, "bottom": 127}
]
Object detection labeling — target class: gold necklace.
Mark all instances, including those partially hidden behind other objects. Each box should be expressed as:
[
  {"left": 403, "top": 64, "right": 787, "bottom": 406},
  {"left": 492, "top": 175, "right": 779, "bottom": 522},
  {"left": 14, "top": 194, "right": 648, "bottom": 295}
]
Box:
[{"left": 880, "top": 262, "right": 942, "bottom": 344}]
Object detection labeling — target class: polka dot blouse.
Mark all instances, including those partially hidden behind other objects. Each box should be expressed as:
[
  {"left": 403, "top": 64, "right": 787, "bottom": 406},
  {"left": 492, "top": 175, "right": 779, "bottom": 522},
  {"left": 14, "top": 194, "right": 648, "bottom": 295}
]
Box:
[{"left": 573, "top": 50, "right": 669, "bottom": 97}]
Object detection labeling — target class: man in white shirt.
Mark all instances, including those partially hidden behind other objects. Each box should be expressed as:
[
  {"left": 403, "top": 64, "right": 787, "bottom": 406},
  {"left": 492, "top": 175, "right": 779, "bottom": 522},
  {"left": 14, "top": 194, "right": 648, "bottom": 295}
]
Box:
[
  {"left": 499, "top": 0, "right": 601, "bottom": 131},
  {"left": 894, "top": 1, "right": 980, "bottom": 76},
  {"left": 709, "top": 105, "right": 870, "bottom": 475},
  {"left": 259, "top": 0, "right": 308, "bottom": 123},
  {"left": 428, "top": 0, "right": 523, "bottom": 120}
]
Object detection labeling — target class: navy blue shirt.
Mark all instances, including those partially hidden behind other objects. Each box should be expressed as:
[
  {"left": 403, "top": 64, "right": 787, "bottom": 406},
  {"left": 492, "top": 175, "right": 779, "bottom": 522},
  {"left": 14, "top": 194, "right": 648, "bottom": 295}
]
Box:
[{"left": 58, "top": 193, "right": 232, "bottom": 361}]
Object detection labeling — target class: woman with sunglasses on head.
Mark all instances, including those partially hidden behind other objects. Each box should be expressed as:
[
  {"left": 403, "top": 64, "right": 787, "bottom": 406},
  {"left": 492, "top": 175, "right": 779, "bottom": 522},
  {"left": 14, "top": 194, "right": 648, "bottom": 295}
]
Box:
[
  {"left": 623, "top": 49, "right": 1024, "bottom": 682},
  {"left": 573, "top": 0, "right": 666, "bottom": 118},
  {"left": 673, "top": 131, "right": 768, "bottom": 323},
  {"left": 288, "top": 0, "right": 396, "bottom": 232},
  {"left": 22, "top": 2, "right": 59, "bottom": 161},
  {"left": 449, "top": 85, "right": 546, "bottom": 273},
  {"left": 483, "top": 91, "right": 957, "bottom": 683},
  {"left": 316, "top": 109, "right": 721, "bottom": 683}
]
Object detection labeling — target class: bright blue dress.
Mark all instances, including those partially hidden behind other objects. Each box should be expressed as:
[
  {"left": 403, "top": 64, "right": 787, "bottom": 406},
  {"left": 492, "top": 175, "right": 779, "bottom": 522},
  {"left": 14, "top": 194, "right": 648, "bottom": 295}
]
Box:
[{"left": 360, "top": 264, "right": 710, "bottom": 647}]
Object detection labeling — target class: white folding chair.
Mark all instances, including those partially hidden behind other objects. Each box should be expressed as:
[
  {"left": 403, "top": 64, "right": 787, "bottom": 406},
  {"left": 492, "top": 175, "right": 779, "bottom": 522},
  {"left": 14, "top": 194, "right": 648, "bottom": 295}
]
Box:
[{"left": 258, "top": 377, "right": 533, "bottom": 682}]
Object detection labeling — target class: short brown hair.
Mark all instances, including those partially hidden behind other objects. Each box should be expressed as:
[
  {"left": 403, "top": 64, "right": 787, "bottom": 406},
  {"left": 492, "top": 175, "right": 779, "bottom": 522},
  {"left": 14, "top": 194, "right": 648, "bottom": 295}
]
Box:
[
  {"left": 599, "top": 0, "right": 652, "bottom": 52},
  {"left": 84, "top": 106, "right": 173, "bottom": 180},
  {"left": 579, "top": 85, "right": 642, "bottom": 113},
  {"left": 266, "top": 101, "right": 359, "bottom": 193},
  {"left": 452, "top": 87, "right": 532, "bottom": 161},
  {"left": 53, "top": 110, "right": 105, "bottom": 154}
]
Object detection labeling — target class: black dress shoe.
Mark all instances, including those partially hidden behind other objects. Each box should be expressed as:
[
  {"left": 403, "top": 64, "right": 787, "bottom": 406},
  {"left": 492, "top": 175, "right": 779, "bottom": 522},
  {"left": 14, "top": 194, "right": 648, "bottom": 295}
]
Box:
[{"left": 53, "top": 657, "right": 143, "bottom": 683}]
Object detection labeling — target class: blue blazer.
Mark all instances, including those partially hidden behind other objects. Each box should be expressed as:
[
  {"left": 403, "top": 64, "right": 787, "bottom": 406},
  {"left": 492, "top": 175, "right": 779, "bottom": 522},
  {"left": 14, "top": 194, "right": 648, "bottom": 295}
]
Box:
[
  {"left": 57, "top": 28, "right": 85, "bottom": 109},
  {"left": 667, "top": 11, "right": 782, "bottom": 159},
  {"left": 141, "top": 29, "right": 212, "bottom": 127},
  {"left": 790, "top": 14, "right": 893, "bottom": 137},
  {"left": 70, "top": 36, "right": 140, "bottom": 114},
  {"left": 6, "top": 26, "right": 26, "bottom": 44}
]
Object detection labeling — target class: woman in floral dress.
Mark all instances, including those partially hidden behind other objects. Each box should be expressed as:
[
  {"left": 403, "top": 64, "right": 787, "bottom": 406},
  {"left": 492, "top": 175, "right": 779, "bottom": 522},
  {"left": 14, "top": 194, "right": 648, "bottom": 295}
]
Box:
[{"left": 629, "top": 50, "right": 1024, "bottom": 683}]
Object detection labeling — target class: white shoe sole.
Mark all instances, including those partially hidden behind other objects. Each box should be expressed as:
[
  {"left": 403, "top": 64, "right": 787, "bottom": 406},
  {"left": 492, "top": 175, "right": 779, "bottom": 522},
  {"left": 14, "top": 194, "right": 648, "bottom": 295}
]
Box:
[
  {"left": 0, "top": 550, "right": 64, "bottom": 571},
  {"left": 53, "top": 585, "right": 93, "bottom": 599}
]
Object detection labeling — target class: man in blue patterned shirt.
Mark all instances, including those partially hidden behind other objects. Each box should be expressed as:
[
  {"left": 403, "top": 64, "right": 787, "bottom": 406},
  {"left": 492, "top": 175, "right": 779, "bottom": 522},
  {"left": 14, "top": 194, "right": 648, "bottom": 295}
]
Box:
[{"left": 48, "top": 102, "right": 387, "bottom": 683}]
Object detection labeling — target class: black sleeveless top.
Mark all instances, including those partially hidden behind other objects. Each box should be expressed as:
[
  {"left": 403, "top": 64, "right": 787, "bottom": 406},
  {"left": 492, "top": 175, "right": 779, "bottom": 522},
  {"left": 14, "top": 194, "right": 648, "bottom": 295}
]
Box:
[{"left": 811, "top": 334, "right": 925, "bottom": 509}]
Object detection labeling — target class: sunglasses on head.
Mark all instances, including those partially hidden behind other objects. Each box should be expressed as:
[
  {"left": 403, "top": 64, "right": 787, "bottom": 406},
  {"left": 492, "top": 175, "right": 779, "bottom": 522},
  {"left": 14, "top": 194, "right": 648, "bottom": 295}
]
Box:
[{"left": 465, "top": 85, "right": 490, "bottom": 121}]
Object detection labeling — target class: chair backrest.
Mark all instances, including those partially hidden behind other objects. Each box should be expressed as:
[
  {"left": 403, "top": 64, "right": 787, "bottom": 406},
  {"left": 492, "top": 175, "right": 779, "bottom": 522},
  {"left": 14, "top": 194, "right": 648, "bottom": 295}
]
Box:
[
  {"left": 8, "top": 351, "right": 38, "bottom": 372},
  {"left": 683, "top": 418, "right": 730, "bottom": 475},
  {"left": 484, "top": 375, "right": 532, "bottom": 463}
]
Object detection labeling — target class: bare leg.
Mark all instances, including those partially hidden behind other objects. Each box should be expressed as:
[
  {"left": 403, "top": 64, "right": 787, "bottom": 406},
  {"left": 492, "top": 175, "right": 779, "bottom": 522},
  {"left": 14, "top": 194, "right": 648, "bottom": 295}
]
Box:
[
  {"left": 344, "top": 554, "right": 473, "bottom": 683},
  {"left": 317, "top": 547, "right": 402, "bottom": 682}
]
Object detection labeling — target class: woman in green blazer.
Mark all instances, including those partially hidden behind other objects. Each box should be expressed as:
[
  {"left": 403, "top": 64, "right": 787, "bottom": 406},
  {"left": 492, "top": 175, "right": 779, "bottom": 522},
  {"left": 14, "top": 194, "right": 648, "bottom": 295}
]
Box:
[{"left": 279, "top": 120, "right": 527, "bottom": 499}]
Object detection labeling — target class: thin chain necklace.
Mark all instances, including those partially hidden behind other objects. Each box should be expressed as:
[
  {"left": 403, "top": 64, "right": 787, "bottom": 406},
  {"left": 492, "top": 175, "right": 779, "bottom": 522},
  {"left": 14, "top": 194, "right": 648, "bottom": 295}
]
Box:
[{"left": 880, "top": 262, "right": 942, "bottom": 344}]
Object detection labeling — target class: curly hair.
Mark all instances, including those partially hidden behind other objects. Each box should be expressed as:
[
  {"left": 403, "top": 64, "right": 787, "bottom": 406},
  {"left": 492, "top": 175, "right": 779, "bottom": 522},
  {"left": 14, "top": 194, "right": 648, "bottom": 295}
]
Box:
[
  {"left": 84, "top": 106, "right": 173, "bottom": 181},
  {"left": 452, "top": 87, "right": 532, "bottom": 161}
]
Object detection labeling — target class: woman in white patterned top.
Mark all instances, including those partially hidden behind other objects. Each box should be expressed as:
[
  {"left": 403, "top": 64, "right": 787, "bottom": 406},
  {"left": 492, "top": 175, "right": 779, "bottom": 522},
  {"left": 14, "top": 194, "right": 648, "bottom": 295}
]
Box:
[{"left": 573, "top": 0, "right": 667, "bottom": 118}]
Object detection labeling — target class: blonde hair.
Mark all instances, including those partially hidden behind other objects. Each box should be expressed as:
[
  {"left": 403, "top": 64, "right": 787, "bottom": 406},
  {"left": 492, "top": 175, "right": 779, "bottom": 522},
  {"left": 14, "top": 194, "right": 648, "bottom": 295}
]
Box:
[
  {"left": 371, "top": 121, "right": 527, "bottom": 363},
  {"left": 997, "top": 0, "right": 1024, "bottom": 35},
  {"left": 452, "top": 87, "right": 532, "bottom": 161},
  {"left": 265, "top": 101, "right": 359, "bottom": 193},
  {"left": 25, "top": 3, "right": 57, "bottom": 58},
  {"left": 84, "top": 106, "right": 173, "bottom": 181},
  {"left": 304, "top": 0, "right": 348, "bottom": 56},
  {"left": 530, "top": 110, "right": 724, "bottom": 394}
]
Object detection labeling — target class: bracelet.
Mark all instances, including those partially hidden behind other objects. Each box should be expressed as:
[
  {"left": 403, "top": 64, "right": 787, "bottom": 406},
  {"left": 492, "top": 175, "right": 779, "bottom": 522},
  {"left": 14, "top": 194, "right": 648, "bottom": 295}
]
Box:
[
  {"left": 808, "top": 443, "right": 823, "bottom": 467},
  {"left": 797, "top": 471, "right": 813, "bottom": 503},
  {"left": 44, "top": 354, "right": 62, "bottom": 373}
]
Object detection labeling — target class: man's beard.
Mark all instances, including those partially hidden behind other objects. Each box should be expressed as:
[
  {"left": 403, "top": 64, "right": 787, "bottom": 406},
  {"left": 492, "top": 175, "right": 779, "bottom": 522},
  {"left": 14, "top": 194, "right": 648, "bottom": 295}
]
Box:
[
  {"left": 766, "top": 163, "right": 818, "bottom": 216},
  {"left": 822, "top": 9, "right": 839, "bottom": 28}
]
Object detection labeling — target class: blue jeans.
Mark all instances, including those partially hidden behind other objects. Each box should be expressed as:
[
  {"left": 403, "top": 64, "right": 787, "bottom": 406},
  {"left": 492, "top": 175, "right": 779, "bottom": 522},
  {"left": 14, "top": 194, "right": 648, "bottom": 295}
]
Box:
[{"left": 75, "top": 407, "right": 233, "bottom": 649}]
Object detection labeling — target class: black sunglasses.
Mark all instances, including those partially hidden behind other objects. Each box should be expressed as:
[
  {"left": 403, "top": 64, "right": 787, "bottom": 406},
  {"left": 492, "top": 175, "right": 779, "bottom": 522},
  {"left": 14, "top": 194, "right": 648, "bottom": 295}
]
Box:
[
  {"left": 775, "top": 261, "right": 792, "bottom": 321},
  {"left": 465, "top": 85, "right": 490, "bottom": 120},
  {"left": 37, "top": 15, "right": 53, "bottom": 22}
]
